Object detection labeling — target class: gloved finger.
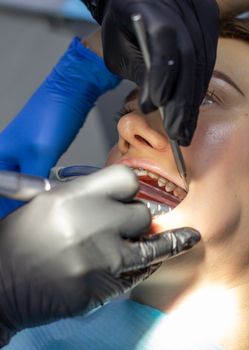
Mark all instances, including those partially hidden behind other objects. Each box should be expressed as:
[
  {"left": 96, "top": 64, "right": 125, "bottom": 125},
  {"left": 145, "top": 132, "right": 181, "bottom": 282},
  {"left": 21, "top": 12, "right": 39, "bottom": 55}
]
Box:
[
  {"left": 107, "top": 263, "right": 161, "bottom": 300},
  {"left": 119, "top": 201, "right": 151, "bottom": 239},
  {"left": 164, "top": 31, "right": 196, "bottom": 146},
  {"left": 139, "top": 76, "right": 156, "bottom": 114},
  {"left": 145, "top": 27, "right": 178, "bottom": 110},
  {"left": 102, "top": 15, "right": 146, "bottom": 86},
  {"left": 64, "top": 165, "right": 140, "bottom": 202},
  {"left": 121, "top": 228, "right": 201, "bottom": 272},
  {"left": 183, "top": 50, "right": 208, "bottom": 146},
  {"left": 93, "top": 165, "right": 140, "bottom": 201},
  {"left": 83, "top": 270, "right": 136, "bottom": 313},
  {"left": 137, "top": 9, "right": 179, "bottom": 113},
  {"left": 139, "top": 34, "right": 178, "bottom": 115},
  {"left": 83, "top": 265, "right": 159, "bottom": 313},
  {"left": 119, "top": 262, "right": 161, "bottom": 290}
]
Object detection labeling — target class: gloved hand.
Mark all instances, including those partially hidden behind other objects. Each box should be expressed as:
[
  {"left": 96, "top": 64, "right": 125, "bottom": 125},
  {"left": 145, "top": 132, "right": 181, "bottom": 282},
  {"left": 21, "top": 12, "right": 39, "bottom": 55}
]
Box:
[
  {"left": 0, "top": 165, "right": 200, "bottom": 346},
  {"left": 0, "top": 37, "right": 120, "bottom": 218},
  {"left": 83, "top": 0, "right": 220, "bottom": 146}
]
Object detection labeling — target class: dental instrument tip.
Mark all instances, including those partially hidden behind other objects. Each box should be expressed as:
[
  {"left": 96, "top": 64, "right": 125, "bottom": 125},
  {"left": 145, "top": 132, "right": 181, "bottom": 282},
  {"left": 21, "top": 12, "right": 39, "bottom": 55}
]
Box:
[
  {"left": 181, "top": 174, "right": 189, "bottom": 192},
  {"left": 169, "top": 140, "right": 189, "bottom": 192}
]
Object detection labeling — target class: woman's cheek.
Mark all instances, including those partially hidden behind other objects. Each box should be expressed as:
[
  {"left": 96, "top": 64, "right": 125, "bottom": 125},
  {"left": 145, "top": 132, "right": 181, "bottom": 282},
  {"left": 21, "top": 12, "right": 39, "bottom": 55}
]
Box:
[{"left": 105, "top": 145, "right": 121, "bottom": 166}]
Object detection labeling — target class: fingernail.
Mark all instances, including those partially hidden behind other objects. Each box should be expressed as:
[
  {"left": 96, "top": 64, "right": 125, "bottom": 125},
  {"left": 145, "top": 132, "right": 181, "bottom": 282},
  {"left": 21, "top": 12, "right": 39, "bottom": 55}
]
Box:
[{"left": 173, "top": 228, "right": 201, "bottom": 252}]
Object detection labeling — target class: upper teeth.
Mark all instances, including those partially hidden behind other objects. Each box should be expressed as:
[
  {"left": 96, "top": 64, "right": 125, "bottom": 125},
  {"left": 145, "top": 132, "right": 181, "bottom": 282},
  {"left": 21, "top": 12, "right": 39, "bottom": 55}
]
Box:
[
  {"left": 165, "top": 182, "right": 176, "bottom": 192},
  {"left": 147, "top": 171, "right": 159, "bottom": 180},
  {"left": 133, "top": 167, "right": 186, "bottom": 200},
  {"left": 158, "top": 177, "right": 167, "bottom": 187},
  {"left": 134, "top": 168, "right": 148, "bottom": 177}
]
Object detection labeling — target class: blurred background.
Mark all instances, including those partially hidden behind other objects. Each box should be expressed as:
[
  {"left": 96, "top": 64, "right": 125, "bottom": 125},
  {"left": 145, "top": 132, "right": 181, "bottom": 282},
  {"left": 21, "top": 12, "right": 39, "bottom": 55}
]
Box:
[{"left": 0, "top": 0, "right": 134, "bottom": 168}]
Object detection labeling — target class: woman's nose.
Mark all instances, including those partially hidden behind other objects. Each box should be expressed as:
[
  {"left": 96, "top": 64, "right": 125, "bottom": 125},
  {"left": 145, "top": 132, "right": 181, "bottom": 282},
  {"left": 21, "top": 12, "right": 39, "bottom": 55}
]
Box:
[{"left": 117, "top": 112, "right": 171, "bottom": 155}]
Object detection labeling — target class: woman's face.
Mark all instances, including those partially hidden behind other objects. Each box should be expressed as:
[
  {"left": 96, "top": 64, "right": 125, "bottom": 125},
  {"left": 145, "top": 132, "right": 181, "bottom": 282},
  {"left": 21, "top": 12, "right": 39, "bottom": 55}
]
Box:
[{"left": 106, "top": 38, "right": 249, "bottom": 260}]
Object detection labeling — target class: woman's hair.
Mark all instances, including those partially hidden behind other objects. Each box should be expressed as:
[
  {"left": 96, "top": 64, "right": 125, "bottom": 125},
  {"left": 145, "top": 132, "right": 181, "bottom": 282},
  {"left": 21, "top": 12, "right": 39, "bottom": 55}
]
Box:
[{"left": 220, "top": 18, "right": 249, "bottom": 42}]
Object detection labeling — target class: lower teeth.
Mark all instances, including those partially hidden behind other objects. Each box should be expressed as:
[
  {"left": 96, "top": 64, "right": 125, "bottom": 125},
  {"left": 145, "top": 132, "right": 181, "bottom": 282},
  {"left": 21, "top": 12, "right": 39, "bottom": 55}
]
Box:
[{"left": 139, "top": 199, "right": 172, "bottom": 217}]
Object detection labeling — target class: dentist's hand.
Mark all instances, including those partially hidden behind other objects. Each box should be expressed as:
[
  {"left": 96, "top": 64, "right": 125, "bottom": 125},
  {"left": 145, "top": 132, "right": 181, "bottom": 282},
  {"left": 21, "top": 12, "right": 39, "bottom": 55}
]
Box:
[
  {"left": 0, "top": 165, "right": 200, "bottom": 346},
  {"left": 83, "top": 0, "right": 220, "bottom": 146}
]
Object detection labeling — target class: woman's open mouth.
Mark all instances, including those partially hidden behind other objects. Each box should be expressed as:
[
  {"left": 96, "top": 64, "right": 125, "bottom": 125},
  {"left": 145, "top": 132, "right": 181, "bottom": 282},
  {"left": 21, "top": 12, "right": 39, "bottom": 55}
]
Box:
[{"left": 131, "top": 167, "right": 187, "bottom": 217}]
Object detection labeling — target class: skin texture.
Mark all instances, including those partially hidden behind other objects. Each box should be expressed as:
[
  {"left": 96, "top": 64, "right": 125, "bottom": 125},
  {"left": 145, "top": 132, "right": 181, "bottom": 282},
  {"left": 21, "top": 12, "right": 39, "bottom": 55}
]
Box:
[
  {"left": 82, "top": 31, "right": 103, "bottom": 58},
  {"left": 217, "top": 0, "right": 249, "bottom": 18},
  {"left": 105, "top": 38, "right": 249, "bottom": 350}
]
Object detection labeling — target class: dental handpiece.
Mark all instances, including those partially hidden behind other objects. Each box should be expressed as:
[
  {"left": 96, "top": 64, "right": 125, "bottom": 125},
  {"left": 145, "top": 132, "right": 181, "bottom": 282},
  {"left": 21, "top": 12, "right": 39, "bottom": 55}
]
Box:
[
  {"left": 131, "top": 14, "right": 189, "bottom": 191},
  {"left": 0, "top": 171, "right": 56, "bottom": 201},
  {"left": 0, "top": 166, "right": 101, "bottom": 201},
  {"left": 0, "top": 168, "right": 170, "bottom": 217}
]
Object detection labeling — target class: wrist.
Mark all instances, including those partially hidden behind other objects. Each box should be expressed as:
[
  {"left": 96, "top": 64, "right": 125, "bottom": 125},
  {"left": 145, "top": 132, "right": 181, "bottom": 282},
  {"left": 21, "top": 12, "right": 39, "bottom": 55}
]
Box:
[
  {"left": 82, "top": 30, "right": 103, "bottom": 58},
  {"left": 48, "top": 37, "right": 120, "bottom": 97},
  {"left": 46, "top": 37, "right": 121, "bottom": 111}
]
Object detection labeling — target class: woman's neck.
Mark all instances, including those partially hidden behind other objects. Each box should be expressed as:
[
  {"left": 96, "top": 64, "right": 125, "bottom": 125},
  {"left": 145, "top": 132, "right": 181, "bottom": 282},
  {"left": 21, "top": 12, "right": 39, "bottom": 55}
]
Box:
[{"left": 131, "top": 248, "right": 249, "bottom": 350}]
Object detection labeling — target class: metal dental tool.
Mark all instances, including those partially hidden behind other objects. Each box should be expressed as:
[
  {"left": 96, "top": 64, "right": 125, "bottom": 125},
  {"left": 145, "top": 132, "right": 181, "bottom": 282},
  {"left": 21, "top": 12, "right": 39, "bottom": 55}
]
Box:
[
  {"left": 0, "top": 167, "right": 102, "bottom": 202},
  {"left": 139, "top": 199, "right": 172, "bottom": 216},
  {"left": 0, "top": 171, "right": 56, "bottom": 201},
  {"left": 131, "top": 14, "right": 189, "bottom": 191}
]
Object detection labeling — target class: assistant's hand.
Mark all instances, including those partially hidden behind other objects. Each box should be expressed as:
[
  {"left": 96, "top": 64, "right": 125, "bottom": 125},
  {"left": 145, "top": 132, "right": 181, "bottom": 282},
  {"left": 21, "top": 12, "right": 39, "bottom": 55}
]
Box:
[
  {"left": 0, "top": 165, "right": 200, "bottom": 346},
  {"left": 83, "top": 0, "right": 220, "bottom": 146},
  {"left": 0, "top": 37, "right": 120, "bottom": 218}
]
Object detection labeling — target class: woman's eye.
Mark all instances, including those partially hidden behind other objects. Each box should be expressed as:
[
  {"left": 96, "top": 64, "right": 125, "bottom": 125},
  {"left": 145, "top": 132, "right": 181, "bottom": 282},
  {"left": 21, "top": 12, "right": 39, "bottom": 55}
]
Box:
[{"left": 201, "top": 90, "right": 219, "bottom": 107}]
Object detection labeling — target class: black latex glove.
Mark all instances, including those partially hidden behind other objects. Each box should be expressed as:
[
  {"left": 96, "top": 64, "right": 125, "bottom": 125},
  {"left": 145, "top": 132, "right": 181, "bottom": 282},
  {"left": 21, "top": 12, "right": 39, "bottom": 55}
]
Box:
[
  {"left": 83, "top": 0, "right": 220, "bottom": 146},
  {"left": 0, "top": 165, "right": 200, "bottom": 346}
]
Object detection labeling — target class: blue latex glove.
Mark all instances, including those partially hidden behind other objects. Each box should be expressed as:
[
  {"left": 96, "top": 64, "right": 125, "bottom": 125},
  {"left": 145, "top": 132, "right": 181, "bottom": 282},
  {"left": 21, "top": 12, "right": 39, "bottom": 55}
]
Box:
[{"left": 0, "top": 37, "right": 120, "bottom": 218}]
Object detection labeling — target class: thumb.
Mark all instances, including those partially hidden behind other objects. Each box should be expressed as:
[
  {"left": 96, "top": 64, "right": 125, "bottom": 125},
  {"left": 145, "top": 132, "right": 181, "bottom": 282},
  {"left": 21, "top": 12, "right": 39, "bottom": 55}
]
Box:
[{"left": 139, "top": 74, "right": 157, "bottom": 114}]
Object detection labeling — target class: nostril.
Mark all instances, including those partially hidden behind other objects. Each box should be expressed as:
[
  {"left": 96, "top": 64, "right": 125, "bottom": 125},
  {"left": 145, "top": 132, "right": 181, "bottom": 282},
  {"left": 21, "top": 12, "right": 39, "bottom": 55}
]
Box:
[
  {"left": 118, "top": 138, "right": 130, "bottom": 154},
  {"left": 135, "top": 135, "right": 153, "bottom": 147}
]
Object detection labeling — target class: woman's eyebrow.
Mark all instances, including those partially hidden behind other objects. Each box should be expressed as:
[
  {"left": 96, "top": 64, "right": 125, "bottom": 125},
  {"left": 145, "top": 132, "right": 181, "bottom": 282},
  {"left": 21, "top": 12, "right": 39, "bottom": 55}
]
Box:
[
  {"left": 213, "top": 70, "right": 245, "bottom": 96},
  {"left": 124, "top": 71, "right": 245, "bottom": 103}
]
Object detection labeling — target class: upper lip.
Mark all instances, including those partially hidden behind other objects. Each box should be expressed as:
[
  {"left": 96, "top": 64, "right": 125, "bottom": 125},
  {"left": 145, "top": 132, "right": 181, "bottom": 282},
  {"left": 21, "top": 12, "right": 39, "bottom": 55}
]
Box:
[{"left": 116, "top": 157, "right": 185, "bottom": 190}]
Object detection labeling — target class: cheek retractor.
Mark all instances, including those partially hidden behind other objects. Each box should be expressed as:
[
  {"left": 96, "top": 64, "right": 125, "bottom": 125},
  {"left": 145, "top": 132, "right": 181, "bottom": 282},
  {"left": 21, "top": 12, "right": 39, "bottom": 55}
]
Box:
[{"left": 139, "top": 198, "right": 172, "bottom": 217}]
